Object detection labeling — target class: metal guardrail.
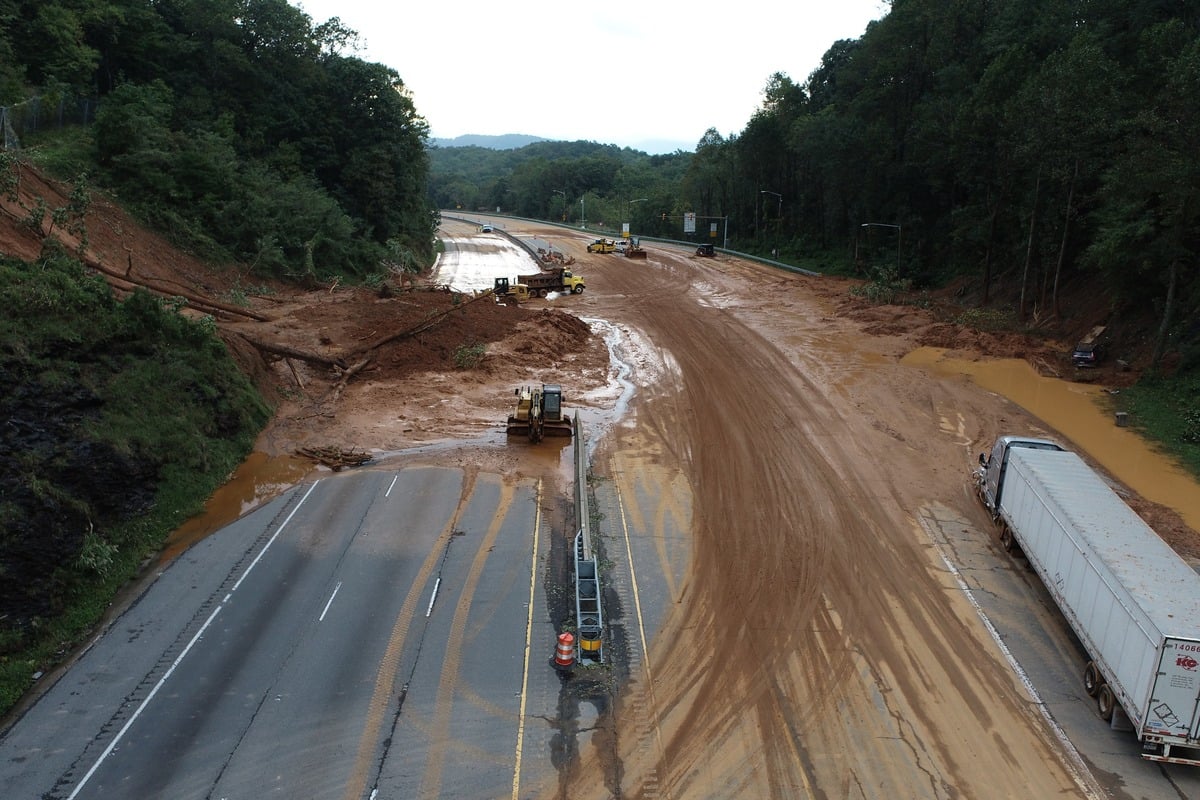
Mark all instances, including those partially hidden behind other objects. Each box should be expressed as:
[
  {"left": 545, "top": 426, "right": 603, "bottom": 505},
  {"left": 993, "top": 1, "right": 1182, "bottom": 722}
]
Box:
[
  {"left": 572, "top": 413, "right": 603, "bottom": 663},
  {"left": 438, "top": 210, "right": 822, "bottom": 277}
]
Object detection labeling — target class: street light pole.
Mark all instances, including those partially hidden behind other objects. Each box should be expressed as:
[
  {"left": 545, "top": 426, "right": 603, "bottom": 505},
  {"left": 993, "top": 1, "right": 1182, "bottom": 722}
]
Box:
[
  {"left": 628, "top": 197, "right": 648, "bottom": 238},
  {"left": 553, "top": 189, "right": 566, "bottom": 222},
  {"left": 760, "top": 189, "right": 782, "bottom": 219},
  {"left": 761, "top": 190, "right": 782, "bottom": 254}
]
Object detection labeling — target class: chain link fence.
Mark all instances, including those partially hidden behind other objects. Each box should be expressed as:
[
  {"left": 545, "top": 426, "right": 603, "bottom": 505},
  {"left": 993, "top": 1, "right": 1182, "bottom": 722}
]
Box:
[{"left": 1, "top": 94, "right": 98, "bottom": 150}]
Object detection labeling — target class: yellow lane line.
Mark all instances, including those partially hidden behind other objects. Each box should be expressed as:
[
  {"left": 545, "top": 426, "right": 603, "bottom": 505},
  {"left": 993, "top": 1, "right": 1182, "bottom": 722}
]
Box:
[
  {"left": 420, "top": 478, "right": 514, "bottom": 798},
  {"left": 341, "top": 471, "right": 470, "bottom": 800},
  {"left": 511, "top": 479, "right": 542, "bottom": 800}
]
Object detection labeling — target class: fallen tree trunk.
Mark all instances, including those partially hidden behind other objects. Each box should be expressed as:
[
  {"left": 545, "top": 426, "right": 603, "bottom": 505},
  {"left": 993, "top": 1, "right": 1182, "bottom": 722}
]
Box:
[
  {"left": 326, "top": 355, "right": 372, "bottom": 404},
  {"left": 82, "top": 253, "right": 272, "bottom": 321},
  {"left": 236, "top": 333, "right": 347, "bottom": 369}
]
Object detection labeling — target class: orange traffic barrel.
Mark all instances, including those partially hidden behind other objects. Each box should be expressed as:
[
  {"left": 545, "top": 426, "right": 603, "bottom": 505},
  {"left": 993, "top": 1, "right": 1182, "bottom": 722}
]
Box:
[{"left": 553, "top": 632, "right": 576, "bottom": 670}]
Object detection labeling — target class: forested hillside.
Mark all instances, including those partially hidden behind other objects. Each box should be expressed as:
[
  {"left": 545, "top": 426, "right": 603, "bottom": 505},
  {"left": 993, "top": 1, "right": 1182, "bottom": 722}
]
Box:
[
  {"left": 1, "top": 0, "right": 436, "bottom": 279},
  {"left": 431, "top": 0, "right": 1198, "bottom": 380},
  {"left": 428, "top": 139, "right": 693, "bottom": 228},
  {"left": 0, "top": 0, "right": 437, "bottom": 712}
]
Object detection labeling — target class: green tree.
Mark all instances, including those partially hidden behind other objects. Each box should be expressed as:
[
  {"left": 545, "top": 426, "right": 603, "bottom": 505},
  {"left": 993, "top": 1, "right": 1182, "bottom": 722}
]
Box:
[{"left": 1088, "top": 23, "right": 1200, "bottom": 369}]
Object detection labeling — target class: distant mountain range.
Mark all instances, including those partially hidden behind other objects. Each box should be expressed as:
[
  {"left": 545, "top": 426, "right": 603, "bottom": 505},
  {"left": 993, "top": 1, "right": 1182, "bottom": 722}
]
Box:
[
  {"left": 430, "top": 134, "right": 548, "bottom": 150},
  {"left": 430, "top": 133, "right": 693, "bottom": 155}
]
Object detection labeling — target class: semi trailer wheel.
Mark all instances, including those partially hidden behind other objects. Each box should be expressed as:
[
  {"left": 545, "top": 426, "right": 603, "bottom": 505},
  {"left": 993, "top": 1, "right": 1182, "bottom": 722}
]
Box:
[
  {"left": 1083, "top": 662, "right": 1101, "bottom": 697},
  {"left": 1097, "top": 684, "right": 1116, "bottom": 721}
]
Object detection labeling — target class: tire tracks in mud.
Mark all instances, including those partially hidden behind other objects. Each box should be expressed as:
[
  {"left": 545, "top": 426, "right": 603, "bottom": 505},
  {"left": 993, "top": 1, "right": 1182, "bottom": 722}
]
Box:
[{"left": 569, "top": 247, "right": 1089, "bottom": 798}]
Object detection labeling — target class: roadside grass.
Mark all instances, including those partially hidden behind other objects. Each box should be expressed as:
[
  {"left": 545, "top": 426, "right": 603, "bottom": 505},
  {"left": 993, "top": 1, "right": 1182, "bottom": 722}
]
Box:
[
  {"left": 1118, "top": 372, "right": 1200, "bottom": 478},
  {"left": 0, "top": 253, "right": 269, "bottom": 716},
  {"left": 0, "top": 460, "right": 252, "bottom": 713},
  {"left": 20, "top": 127, "right": 96, "bottom": 181}
]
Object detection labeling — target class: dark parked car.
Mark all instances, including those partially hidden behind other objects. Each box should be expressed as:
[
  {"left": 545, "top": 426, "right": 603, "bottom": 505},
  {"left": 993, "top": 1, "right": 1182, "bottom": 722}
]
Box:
[{"left": 1072, "top": 341, "right": 1102, "bottom": 367}]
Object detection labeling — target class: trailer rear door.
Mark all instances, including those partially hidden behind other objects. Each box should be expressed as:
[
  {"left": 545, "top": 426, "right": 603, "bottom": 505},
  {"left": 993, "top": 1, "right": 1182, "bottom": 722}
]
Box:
[{"left": 1148, "top": 639, "right": 1200, "bottom": 741}]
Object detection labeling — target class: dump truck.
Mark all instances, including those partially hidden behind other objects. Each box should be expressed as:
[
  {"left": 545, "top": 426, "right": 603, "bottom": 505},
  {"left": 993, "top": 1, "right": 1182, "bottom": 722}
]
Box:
[
  {"left": 506, "top": 384, "right": 574, "bottom": 443},
  {"left": 517, "top": 267, "right": 585, "bottom": 297},
  {"left": 975, "top": 435, "right": 1200, "bottom": 765},
  {"left": 587, "top": 238, "right": 616, "bottom": 254}
]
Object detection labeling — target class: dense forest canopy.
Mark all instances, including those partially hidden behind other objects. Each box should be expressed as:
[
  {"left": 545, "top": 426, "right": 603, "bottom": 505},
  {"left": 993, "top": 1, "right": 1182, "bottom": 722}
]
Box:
[
  {"left": 0, "top": 0, "right": 436, "bottom": 279},
  {"left": 431, "top": 0, "right": 1199, "bottom": 373}
]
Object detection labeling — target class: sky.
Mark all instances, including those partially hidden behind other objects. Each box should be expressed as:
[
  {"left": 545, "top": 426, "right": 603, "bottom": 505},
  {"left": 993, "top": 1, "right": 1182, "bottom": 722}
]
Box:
[{"left": 289, "top": 1, "right": 889, "bottom": 154}]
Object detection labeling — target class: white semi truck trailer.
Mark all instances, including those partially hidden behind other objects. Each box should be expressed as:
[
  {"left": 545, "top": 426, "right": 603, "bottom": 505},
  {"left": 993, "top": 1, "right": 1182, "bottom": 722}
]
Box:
[{"left": 976, "top": 435, "right": 1200, "bottom": 765}]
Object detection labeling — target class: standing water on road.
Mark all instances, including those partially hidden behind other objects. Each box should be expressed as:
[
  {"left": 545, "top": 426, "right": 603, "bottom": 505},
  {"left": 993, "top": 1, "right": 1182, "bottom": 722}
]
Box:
[
  {"left": 158, "top": 452, "right": 314, "bottom": 563},
  {"left": 904, "top": 347, "right": 1200, "bottom": 533}
]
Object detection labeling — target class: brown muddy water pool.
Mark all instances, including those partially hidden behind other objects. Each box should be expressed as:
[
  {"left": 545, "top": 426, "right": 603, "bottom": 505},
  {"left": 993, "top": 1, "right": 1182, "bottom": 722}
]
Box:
[{"left": 904, "top": 346, "right": 1200, "bottom": 533}]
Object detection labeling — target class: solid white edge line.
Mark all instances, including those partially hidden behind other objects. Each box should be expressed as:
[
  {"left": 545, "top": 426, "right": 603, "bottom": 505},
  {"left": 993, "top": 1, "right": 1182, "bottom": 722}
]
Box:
[
  {"left": 919, "top": 514, "right": 1103, "bottom": 800},
  {"left": 385, "top": 475, "right": 398, "bottom": 498},
  {"left": 67, "top": 480, "right": 320, "bottom": 798},
  {"left": 68, "top": 605, "right": 222, "bottom": 800},
  {"left": 231, "top": 481, "right": 319, "bottom": 593}
]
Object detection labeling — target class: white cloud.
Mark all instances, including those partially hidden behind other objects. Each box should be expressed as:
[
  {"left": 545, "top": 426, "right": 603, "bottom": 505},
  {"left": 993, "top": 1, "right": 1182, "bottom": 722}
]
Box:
[{"left": 293, "top": 1, "right": 887, "bottom": 153}]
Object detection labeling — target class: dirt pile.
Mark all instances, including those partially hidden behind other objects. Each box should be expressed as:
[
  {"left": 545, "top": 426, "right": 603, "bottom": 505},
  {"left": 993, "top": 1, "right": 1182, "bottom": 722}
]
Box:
[{"left": 0, "top": 163, "right": 607, "bottom": 457}]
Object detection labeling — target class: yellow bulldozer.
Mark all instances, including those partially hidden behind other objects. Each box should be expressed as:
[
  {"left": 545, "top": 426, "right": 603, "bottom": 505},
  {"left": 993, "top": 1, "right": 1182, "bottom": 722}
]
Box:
[{"left": 506, "top": 384, "right": 574, "bottom": 442}]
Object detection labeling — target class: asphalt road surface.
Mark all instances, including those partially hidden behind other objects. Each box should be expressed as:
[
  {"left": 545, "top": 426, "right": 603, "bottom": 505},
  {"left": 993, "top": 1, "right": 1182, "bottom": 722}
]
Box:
[{"left": 0, "top": 465, "right": 578, "bottom": 799}]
